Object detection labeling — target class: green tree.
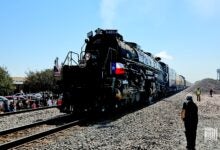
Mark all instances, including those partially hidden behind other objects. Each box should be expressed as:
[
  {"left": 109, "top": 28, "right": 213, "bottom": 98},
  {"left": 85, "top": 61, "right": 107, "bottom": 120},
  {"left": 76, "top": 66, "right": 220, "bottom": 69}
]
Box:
[
  {"left": 0, "top": 66, "right": 15, "bottom": 95},
  {"left": 24, "top": 69, "right": 57, "bottom": 93}
]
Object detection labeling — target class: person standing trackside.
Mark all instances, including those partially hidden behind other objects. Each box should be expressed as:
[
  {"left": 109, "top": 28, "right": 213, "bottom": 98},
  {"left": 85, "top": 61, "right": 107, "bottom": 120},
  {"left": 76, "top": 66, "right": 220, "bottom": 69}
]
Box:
[
  {"left": 181, "top": 95, "right": 198, "bottom": 150},
  {"left": 195, "top": 88, "right": 201, "bottom": 102},
  {"left": 210, "top": 88, "right": 213, "bottom": 97}
]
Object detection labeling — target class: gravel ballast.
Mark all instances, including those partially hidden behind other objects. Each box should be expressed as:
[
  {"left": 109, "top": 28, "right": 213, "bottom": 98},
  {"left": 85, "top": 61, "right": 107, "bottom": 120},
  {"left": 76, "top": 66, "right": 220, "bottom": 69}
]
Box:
[{"left": 0, "top": 108, "right": 62, "bottom": 131}]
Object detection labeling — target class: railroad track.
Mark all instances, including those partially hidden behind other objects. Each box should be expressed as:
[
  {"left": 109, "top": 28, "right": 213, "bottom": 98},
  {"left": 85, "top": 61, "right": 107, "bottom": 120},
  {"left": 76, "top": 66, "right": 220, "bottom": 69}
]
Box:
[
  {"left": 0, "top": 106, "right": 58, "bottom": 117},
  {"left": 0, "top": 113, "right": 83, "bottom": 149}
]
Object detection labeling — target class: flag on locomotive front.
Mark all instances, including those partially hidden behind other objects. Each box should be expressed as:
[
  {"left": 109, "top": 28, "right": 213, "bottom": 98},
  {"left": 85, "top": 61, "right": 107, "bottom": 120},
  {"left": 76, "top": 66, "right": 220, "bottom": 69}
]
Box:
[{"left": 111, "top": 62, "right": 125, "bottom": 75}]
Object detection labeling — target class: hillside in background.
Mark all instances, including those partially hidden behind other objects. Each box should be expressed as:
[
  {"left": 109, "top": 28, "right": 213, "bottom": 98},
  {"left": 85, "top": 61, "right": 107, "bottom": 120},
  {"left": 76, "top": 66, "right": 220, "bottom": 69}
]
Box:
[{"left": 185, "top": 78, "right": 220, "bottom": 94}]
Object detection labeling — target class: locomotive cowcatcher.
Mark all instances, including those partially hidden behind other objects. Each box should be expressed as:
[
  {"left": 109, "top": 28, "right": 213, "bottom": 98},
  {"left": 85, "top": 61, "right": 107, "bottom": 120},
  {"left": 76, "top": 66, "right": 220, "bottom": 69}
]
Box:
[{"left": 54, "top": 28, "right": 185, "bottom": 113}]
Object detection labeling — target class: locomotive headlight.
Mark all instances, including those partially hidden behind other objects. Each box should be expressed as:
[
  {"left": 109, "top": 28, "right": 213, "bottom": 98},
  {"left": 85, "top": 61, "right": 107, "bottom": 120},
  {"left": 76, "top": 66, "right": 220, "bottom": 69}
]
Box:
[{"left": 85, "top": 53, "right": 91, "bottom": 61}]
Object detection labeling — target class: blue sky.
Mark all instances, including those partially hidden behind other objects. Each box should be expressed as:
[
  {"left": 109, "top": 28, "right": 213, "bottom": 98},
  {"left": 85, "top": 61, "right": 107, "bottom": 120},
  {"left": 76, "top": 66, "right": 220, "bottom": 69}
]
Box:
[{"left": 0, "top": 0, "right": 220, "bottom": 83}]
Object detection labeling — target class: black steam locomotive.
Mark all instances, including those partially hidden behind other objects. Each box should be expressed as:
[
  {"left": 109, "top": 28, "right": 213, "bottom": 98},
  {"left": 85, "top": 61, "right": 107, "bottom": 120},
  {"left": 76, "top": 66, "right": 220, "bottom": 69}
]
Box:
[{"left": 54, "top": 28, "right": 186, "bottom": 113}]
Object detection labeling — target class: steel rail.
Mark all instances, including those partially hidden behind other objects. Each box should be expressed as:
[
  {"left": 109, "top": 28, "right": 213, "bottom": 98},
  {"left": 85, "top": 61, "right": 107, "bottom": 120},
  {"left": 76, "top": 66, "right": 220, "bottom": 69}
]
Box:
[
  {"left": 0, "top": 119, "right": 82, "bottom": 149},
  {"left": 0, "top": 106, "right": 58, "bottom": 117},
  {"left": 0, "top": 113, "right": 71, "bottom": 136}
]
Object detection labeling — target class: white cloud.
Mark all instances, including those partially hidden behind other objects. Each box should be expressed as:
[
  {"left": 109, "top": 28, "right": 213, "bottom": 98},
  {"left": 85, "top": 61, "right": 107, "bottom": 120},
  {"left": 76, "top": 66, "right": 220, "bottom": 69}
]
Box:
[
  {"left": 100, "top": 0, "right": 120, "bottom": 27},
  {"left": 155, "top": 51, "right": 173, "bottom": 60},
  {"left": 99, "top": 0, "right": 163, "bottom": 28}
]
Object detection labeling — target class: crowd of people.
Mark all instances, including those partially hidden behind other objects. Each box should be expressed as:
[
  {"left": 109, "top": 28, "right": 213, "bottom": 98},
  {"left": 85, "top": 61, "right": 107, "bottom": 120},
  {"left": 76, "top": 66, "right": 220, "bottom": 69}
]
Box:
[{"left": 0, "top": 93, "right": 62, "bottom": 113}]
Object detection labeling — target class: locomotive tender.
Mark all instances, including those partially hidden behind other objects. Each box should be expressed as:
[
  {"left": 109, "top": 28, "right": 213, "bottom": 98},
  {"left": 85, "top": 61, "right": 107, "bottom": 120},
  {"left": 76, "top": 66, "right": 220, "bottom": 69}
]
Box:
[{"left": 55, "top": 28, "right": 186, "bottom": 113}]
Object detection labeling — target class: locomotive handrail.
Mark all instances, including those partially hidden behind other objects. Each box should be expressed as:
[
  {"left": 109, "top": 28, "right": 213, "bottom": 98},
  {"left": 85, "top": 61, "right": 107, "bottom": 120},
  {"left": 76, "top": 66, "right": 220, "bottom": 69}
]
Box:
[
  {"left": 62, "top": 51, "right": 79, "bottom": 66},
  {"left": 79, "top": 50, "right": 85, "bottom": 61},
  {"left": 122, "top": 57, "right": 162, "bottom": 73},
  {"left": 103, "top": 47, "right": 117, "bottom": 70}
]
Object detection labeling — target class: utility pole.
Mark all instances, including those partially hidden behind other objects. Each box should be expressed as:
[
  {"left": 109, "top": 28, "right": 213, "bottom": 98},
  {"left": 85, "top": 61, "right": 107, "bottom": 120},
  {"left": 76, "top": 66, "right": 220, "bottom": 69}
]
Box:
[{"left": 217, "top": 69, "right": 220, "bottom": 80}]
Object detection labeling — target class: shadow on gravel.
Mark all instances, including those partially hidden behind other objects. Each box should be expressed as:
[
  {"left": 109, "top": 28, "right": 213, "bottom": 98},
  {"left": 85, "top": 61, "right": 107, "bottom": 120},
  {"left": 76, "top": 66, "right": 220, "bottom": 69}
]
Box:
[
  {"left": 45, "top": 92, "right": 183, "bottom": 127},
  {"left": 46, "top": 114, "right": 81, "bottom": 126},
  {"left": 78, "top": 100, "right": 161, "bottom": 127},
  {"left": 81, "top": 91, "right": 183, "bottom": 126}
]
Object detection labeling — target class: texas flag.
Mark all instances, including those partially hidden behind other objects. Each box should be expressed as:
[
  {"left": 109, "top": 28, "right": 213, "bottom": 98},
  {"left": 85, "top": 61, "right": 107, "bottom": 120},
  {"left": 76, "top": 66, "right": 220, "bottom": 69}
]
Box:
[{"left": 111, "top": 62, "right": 125, "bottom": 75}]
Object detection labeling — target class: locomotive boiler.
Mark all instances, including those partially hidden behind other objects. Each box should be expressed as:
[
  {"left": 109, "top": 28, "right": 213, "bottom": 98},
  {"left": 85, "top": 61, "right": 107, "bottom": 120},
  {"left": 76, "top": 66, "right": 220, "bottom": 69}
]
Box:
[{"left": 55, "top": 28, "right": 185, "bottom": 113}]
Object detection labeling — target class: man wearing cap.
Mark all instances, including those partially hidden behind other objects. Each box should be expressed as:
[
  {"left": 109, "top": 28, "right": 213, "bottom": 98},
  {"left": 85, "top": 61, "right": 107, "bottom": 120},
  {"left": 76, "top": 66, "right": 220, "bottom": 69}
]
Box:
[{"left": 181, "top": 95, "right": 198, "bottom": 150}]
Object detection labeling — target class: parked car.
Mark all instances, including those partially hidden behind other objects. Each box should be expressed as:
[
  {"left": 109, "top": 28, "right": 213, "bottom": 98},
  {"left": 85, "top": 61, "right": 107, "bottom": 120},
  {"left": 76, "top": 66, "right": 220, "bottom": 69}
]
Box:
[
  {"left": 33, "top": 93, "right": 42, "bottom": 100},
  {"left": 13, "top": 93, "right": 27, "bottom": 99},
  {"left": 0, "top": 96, "right": 10, "bottom": 112}
]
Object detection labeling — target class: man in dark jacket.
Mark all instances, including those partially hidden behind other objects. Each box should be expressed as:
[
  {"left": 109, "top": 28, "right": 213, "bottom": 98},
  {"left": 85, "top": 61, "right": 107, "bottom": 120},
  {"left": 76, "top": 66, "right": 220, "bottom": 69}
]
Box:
[{"left": 181, "top": 95, "right": 198, "bottom": 150}]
